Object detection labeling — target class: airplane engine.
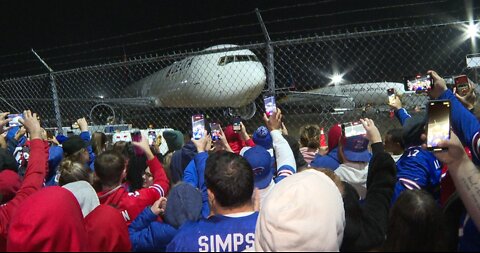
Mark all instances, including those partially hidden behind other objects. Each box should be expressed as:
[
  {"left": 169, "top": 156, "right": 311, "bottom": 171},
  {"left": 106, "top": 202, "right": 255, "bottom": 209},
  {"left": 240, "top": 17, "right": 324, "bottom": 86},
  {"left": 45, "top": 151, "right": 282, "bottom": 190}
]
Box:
[
  {"left": 228, "top": 102, "right": 257, "bottom": 120},
  {"left": 90, "top": 103, "right": 116, "bottom": 125}
]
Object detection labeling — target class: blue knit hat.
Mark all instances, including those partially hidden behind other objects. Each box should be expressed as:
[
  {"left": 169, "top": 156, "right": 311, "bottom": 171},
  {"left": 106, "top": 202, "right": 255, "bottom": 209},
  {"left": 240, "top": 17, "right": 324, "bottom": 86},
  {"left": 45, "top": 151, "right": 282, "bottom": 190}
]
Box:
[
  {"left": 253, "top": 126, "right": 273, "bottom": 150},
  {"left": 164, "top": 182, "right": 202, "bottom": 229}
]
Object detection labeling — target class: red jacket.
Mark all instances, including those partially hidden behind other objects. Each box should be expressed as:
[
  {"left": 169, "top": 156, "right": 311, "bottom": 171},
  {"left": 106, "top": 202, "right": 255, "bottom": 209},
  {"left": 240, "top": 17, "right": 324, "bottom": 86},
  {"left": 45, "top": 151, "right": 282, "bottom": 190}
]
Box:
[
  {"left": 85, "top": 204, "right": 131, "bottom": 252},
  {"left": 98, "top": 156, "right": 169, "bottom": 225},
  {"left": 0, "top": 139, "right": 48, "bottom": 249}
]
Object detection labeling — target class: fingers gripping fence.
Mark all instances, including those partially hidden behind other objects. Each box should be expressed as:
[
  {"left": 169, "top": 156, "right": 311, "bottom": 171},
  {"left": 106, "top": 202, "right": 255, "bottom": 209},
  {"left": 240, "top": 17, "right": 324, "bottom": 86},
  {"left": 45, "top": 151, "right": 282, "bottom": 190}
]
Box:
[{"left": 0, "top": 20, "right": 478, "bottom": 139}]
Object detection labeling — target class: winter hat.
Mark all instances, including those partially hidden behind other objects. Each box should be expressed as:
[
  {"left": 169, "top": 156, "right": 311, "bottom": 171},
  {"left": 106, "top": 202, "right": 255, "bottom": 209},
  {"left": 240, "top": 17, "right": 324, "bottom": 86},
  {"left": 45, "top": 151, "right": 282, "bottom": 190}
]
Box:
[
  {"left": 402, "top": 114, "right": 427, "bottom": 148},
  {"left": 162, "top": 130, "right": 184, "bottom": 152},
  {"left": 164, "top": 182, "right": 203, "bottom": 229},
  {"left": 242, "top": 146, "right": 274, "bottom": 189},
  {"left": 254, "top": 169, "right": 345, "bottom": 251},
  {"left": 253, "top": 126, "right": 273, "bottom": 150},
  {"left": 62, "top": 136, "right": 88, "bottom": 156},
  {"left": 328, "top": 124, "right": 342, "bottom": 150}
]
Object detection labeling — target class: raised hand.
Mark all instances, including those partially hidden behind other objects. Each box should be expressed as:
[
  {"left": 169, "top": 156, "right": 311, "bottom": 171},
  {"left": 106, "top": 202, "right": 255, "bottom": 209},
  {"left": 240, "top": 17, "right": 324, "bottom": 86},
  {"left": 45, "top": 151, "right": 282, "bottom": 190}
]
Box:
[
  {"left": 77, "top": 117, "right": 89, "bottom": 132},
  {"left": 359, "top": 118, "right": 382, "bottom": 144},
  {"left": 19, "top": 110, "right": 42, "bottom": 140},
  {"left": 263, "top": 108, "right": 283, "bottom": 131}
]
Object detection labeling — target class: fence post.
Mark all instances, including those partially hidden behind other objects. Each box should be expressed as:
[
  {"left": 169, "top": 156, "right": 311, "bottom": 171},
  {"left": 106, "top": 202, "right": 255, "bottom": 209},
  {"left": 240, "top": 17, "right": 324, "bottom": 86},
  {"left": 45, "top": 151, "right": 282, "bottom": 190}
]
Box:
[
  {"left": 255, "top": 8, "right": 275, "bottom": 95},
  {"left": 31, "top": 49, "right": 63, "bottom": 134}
]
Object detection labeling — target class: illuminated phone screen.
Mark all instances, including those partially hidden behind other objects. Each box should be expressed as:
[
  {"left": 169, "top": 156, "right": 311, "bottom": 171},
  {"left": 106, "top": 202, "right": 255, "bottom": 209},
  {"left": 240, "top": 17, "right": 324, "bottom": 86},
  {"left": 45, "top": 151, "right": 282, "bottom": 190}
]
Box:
[{"left": 427, "top": 100, "right": 450, "bottom": 151}]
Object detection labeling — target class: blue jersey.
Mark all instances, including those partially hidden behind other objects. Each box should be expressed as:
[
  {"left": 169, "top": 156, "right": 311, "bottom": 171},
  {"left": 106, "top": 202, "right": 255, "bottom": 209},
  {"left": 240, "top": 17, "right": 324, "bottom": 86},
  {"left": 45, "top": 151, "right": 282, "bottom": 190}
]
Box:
[
  {"left": 166, "top": 212, "right": 258, "bottom": 252},
  {"left": 310, "top": 148, "right": 340, "bottom": 171},
  {"left": 439, "top": 89, "right": 480, "bottom": 166},
  {"left": 393, "top": 146, "right": 442, "bottom": 203}
]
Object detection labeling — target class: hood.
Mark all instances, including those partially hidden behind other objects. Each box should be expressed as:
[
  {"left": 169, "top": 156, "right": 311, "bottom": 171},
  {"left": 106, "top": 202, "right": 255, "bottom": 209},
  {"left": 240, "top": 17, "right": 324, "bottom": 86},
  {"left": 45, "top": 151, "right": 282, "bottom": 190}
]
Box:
[
  {"left": 63, "top": 180, "right": 100, "bottom": 217},
  {"left": 85, "top": 205, "right": 131, "bottom": 252},
  {"left": 7, "top": 187, "right": 88, "bottom": 252},
  {"left": 335, "top": 162, "right": 369, "bottom": 199}
]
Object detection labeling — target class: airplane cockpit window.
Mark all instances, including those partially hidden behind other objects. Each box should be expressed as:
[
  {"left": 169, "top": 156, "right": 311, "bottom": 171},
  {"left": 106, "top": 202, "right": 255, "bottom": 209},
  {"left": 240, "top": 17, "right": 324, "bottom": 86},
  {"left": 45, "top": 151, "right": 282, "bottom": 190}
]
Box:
[{"left": 218, "top": 55, "right": 259, "bottom": 66}]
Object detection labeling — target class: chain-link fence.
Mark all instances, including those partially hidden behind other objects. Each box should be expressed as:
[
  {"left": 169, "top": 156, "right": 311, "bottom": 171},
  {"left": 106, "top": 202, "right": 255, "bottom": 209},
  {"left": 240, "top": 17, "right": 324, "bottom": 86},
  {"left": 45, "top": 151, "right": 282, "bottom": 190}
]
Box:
[{"left": 0, "top": 19, "right": 478, "bottom": 139}]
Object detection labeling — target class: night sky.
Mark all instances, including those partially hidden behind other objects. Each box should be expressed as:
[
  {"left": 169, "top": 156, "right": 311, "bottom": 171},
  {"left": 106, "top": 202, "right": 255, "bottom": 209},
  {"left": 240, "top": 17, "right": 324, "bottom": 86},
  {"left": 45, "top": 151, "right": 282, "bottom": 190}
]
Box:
[{"left": 0, "top": 0, "right": 474, "bottom": 78}]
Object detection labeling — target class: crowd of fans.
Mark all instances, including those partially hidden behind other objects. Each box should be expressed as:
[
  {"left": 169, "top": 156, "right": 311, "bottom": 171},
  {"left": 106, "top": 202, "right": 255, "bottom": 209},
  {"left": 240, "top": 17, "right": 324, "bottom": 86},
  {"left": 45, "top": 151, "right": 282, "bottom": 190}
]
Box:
[{"left": 0, "top": 70, "right": 479, "bottom": 251}]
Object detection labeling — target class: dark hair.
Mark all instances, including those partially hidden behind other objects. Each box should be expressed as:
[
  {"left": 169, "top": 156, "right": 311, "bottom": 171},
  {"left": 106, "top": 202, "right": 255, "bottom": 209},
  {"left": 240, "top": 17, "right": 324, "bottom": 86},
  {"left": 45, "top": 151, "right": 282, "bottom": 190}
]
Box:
[
  {"left": 299, "top": 125, "right": 321, "bottom": 149},
  {"left": 58, "top": 159, "right": 91, "bottom": 186},
  {"left": 383, "top": 190, "right": 448, "bottom": 251},
  {"left": 283, "top": 134, "right": 308, "bottom": 171},
  {"left": 205, "top": 151, "right": 254, "bottom": 208},
  {"left": 91, "top": 132, "right": 107, "bottom": 156},
  {"left": 94, "top": 150, "right": 126, "bottom": 188},
  {"left": 386, "top": 128, "right": 404, "bottom": 149},
  {"left": 111, "top": 141, "right": 147, "bottom": 192}
]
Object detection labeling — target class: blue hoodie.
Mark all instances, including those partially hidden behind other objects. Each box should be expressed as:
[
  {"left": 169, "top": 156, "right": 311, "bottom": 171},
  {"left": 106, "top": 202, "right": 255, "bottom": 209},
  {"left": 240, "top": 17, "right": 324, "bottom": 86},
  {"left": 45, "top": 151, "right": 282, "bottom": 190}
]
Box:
[{"left": 170, "top": 141, "right": 197, "bottom": 184}]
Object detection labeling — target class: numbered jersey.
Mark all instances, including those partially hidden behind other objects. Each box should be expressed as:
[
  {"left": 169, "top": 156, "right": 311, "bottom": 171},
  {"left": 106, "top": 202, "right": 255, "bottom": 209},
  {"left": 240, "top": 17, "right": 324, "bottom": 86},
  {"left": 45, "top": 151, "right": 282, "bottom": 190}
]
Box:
[{"left": 392, "top": 146, "right": 442, "bottom": 204}]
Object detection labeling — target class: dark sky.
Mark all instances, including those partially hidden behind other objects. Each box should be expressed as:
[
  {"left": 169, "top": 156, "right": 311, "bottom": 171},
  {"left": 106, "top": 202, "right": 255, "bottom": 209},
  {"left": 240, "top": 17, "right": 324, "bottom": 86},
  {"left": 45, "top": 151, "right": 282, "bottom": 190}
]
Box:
[{"left": 0, "top": 0, "right": 475, "bottom": 78}]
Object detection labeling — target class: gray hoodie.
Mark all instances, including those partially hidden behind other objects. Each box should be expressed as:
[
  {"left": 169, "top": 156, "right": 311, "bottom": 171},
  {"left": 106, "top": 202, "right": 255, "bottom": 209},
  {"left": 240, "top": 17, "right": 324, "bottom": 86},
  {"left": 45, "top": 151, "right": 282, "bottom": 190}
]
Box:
[{"left": 335, "top": 162, "right": 369, "bottom": 199}]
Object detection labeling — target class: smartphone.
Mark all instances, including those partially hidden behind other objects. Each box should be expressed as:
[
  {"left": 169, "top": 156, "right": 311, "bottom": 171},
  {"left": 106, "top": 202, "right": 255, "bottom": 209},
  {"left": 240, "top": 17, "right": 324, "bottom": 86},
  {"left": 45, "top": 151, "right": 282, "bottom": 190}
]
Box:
[
  {"left": 210, "top": 123, "right": 221, "bottom": 142},
  {"left": 264, "top": 95, "right": 276, "bottom": 117},
  {"left": 233, "top": 116, "right": 242, "bottom": 132},
  {"left": 341, "top": 122, "right": 367, "bottom": 138},
  {"left": 192, "top": 114, "right": 205, "bottom": 140},
  {"left": 404, "top": 74, "right": 434, "bottom": 93},
  {"left": 7, "top": 114, "right": 23, "bottom": 127},
  {"left": 427, "top": 100, "right": 451, "bottom": 151},
  {"left": 148, "top": 130, "right": 157, "bottom": 146},
  {"left": 131, "top": 131, "right": 145, "bottom": 156},
  {"left": 387, "top": 88, "right": 395, "bottom": 104},
  {"left": 454, "top": 75, "right": 470, "bottom": 97}
]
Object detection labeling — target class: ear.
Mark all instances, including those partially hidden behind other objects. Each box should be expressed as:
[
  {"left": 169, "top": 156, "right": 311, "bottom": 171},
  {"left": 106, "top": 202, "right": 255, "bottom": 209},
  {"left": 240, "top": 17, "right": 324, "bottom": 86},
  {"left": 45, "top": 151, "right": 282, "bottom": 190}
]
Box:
[{"left": 207, "top": 189, "right": 215, "bottom": 203}]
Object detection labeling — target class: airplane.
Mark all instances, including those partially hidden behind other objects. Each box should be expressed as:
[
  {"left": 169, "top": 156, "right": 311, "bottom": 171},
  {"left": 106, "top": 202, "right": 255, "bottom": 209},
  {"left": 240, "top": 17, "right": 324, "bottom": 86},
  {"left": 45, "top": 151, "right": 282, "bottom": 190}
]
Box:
[
  {"left": 91, "top": 44, "right": 267, "bottom": 123},
  {"left": 277, "top": 81, "right": 428, "bottom": 114}
]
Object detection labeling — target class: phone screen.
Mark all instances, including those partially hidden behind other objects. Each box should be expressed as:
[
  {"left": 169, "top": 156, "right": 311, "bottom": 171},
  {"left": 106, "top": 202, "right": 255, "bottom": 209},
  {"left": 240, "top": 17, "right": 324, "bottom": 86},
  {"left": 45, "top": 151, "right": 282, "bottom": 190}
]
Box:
[
  {"left": 148, "top": 131, "right": 157, "bottom": 146},
  {"left": 210, "top": 123, "right": 221, "bottom": 141},
  {"left": 7, "top": 114, "right": 23, "bottom": 127},
  {"left": 454, "top": 75, "right": 470, "bottom": 97},
  {"left": 427, "top": 100, "right": 450, "bottom": 151},
  {"left": 342, "top": 122, "right": 367, "bottom": 138},
  {"left": 131, "top": 131, "right": 145, "bottom": 156},
  {"left": 387, "top": 88, "right": 395, "bottom": 104},
  {"left": 405, "top": 74, "right": 433, "bottom": 93},
  {"left": 264, "top": 96, "right": 276, "bottom": 117},
  {"left": 192, "top": 114, "right": 205, "bottom": 140},
  {"left": 233, "top": 117, "right": 241, "bottom": 132}
]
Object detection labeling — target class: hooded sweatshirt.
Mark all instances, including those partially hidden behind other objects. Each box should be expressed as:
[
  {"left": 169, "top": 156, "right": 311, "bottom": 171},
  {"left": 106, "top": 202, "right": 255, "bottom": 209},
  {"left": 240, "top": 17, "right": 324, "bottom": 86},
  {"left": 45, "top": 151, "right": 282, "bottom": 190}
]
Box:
[
  {"left": 85, "top": 204, "right": 132, "bottom": 252},
  {"left": 335, "top": 162, "right": 369, "bottom": 199},
  {"left": 7, "top": 186, "right": 88, "bottom": 251},
  {"left": 63, "top": 180, "right": 100, "bottom": 217}
]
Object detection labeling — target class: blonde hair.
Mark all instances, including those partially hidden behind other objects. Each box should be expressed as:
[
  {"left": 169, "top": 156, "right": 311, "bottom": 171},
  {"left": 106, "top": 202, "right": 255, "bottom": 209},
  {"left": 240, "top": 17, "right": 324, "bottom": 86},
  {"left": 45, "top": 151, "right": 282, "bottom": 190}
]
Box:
[
  {"left": 58, "top": 159, "right": 92, "bottom": 186},
  {"left": 299, "top": 125, "right": 321, "bottom": 149}
]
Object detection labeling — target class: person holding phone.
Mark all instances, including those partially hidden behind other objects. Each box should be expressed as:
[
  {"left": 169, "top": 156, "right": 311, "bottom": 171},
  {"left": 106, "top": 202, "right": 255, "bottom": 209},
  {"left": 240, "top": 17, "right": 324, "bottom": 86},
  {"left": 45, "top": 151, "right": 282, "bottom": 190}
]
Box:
[
  {"left": 428, "top": 70, "right": 480, "bottom": 251},
  {"left": 0, "top": 110, "right": 49, "bottom": 251}
]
